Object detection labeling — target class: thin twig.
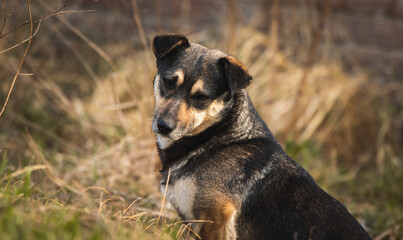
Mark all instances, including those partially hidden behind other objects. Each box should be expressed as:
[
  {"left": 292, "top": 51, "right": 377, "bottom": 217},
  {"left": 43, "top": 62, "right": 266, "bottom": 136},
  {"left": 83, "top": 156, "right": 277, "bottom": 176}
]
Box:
[
  {"left": 177, "top": 223, "right": 190, "bottom": 239},
  {"left": 183, "top": 223, "right": 203, "bottom": 240},
  {"left": 99, "top": 198, "right": 113, "bottom": 213},
  {"left": 154, "top": 0, "right": 163, "bottom": 33},
  {"left": 0, "top": 0, "right": 7, "bottom": 36},
  {"left": 122, "top": 197, "right": 142, "bottom": 216},
  {"left": 44, "top": 8, "right": 118, "bottom": 72},
  {"left": 168, "top": 219, "right": 214, "bottom": 226},
  {"left": 49, "top": 22, "right": 104, "bottom": 89},
  {"left": 0, "top": 21, "right": 41, "bottom": 55},
  {"left": 121, "top": 212, "right": 147, "bottom": 221},
  {"left": 130, "top": 0, "right": 148, "bottom": 52},
  {"left": 226, "top": 0, "right": 237, "bottom": 54},
  {"left": 0, "top": 0, "right": 90, "bottom": 39},
  {"left": 47, "top": 198, "right": 65, "bottom": 207},
  {"left": 0, "top": 165, "right": 48, "bottom": 182},
  {"left": 130, "top": 0, "right": 153, "bottom": 69},
  {"left": 80, "top": 186, "right": 110, "bottom": 195},
  {"left": 17, "top": 73, "right": 33, "bottom": 76},
  {"left": 99, "top": 191, "right": 103, "bottom": 212},
  {"left": 37, "top": 0, "right": 129, "bottom": 131},
  {"left": 0, "top": 9, "right": 94, "bottom": 39},
  {"left": 269, "top": 0, "right": 279, "bottom": 61},
  {"left": 0, "top": 0, "right": 33, "bottom": 118},
  {"left": 156, "top": 168, "right": 171, "bottom": 226}
]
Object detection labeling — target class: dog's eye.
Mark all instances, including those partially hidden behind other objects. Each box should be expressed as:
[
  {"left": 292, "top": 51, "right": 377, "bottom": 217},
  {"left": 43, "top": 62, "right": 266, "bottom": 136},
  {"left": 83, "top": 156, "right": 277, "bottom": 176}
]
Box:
[
  {"left": 191, "top": 92, "right": 210, "bottom": 101},
  {"left": 162, "top": 76, "right": 178, "bottom": 89}
]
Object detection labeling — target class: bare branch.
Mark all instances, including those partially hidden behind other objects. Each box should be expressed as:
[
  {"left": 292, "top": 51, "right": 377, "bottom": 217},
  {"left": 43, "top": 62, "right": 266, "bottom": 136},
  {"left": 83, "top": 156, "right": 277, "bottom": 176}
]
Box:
[
  {"left": 36, "top": 0, "right": 130, "bottom": 131},
  {"left": 0, "top": 0, "right": 93, "bottom": 40},
  {"left": 0, "top": 0, "right": 34, "bottom": 118},
  {"left": 0, "top": 21, "right": 41, "bottom": 55}
]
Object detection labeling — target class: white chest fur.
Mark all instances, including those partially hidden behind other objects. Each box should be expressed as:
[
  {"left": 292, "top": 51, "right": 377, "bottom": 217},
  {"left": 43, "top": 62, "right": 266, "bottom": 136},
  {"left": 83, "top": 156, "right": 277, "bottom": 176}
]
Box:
[{"left": 161, "top": 177, "right": 196, "bottom": 219}]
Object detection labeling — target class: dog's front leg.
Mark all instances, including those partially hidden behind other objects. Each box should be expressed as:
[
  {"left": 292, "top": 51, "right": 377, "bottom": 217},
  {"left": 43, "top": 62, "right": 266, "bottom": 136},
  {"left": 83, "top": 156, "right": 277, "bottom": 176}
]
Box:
[{"left": 197, "top": 201, "right": 237, "bottom": 240}]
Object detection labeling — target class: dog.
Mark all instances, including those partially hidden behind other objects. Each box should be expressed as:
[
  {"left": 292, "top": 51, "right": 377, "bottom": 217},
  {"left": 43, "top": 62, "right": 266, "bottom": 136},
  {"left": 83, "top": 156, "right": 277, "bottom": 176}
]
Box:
[{"left": 151, "top": 34, "right": 371, "bottom": 240}]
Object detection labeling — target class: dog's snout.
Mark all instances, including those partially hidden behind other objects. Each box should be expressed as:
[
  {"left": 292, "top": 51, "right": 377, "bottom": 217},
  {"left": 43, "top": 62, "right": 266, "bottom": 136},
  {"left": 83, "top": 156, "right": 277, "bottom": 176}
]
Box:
[{"left": 157, "top": 118, "right": 176, "bottom": 135}]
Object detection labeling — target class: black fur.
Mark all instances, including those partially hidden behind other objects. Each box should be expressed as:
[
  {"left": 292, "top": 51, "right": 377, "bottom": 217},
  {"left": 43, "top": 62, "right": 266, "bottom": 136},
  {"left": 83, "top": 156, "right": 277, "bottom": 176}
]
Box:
[
  {"left": 153, "top": 34, "right": 372, "bottom": 240},
  {"left": 152, "top": 34, "right": 190, "bottom": 59}
]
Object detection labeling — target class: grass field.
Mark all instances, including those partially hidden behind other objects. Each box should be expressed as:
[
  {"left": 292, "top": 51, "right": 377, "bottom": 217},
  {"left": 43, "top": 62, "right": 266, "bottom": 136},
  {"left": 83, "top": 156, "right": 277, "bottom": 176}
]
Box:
[{"left": 0, "top": 1, "right": 402, "bottom": 239}]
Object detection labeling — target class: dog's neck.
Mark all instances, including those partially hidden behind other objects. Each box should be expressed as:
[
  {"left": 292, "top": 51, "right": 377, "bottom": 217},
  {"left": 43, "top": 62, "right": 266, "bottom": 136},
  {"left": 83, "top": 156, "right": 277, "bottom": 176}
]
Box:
[{"left": 157, "top": 90, "right": 276, "bottom": 172}]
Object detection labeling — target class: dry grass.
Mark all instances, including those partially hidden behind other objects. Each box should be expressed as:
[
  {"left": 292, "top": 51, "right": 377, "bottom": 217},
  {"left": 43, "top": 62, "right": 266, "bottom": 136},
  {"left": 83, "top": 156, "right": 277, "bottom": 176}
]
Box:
[{"left": 0, "top": 0, "right": 402, "bottom": 239}]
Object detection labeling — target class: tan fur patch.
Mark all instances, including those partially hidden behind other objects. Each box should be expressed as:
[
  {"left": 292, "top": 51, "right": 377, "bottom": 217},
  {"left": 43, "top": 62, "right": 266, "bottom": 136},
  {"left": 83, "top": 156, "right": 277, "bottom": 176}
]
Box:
[
  {"left": 175, "top": 102, "right": 206, "bottom": 134},
  {"left": 226, "top": 210, "right": 237, "bottom": 239},
  {"left": 199, "top": 198, "right": 237, "bottom": 240},
  {"left": 191, "top": 99, "right": 226, "bottom": 135},
  {"left": 175, "top": 97, "right": 227, "bottom": 137},
  {"left": 174, "top": 69, "right": 185, "bottom": 86},
  {"left": 226, "top": 56, "right": 248, "bottom": 72},
  {"left": 190, "top": 80, "right": 205, "bottom": 95},
  {"left": 177, "top": 102, "right": 194, "bottom": 126},
  {"left": 208, "top": 99, "right": 226, "bottom": 117}
]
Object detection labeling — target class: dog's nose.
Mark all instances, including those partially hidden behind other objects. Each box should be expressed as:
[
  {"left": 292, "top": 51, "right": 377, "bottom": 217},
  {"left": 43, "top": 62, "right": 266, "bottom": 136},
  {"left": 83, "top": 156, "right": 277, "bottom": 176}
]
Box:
[{"left": 157, "top": 118, "right": 176, "bottom": 135}]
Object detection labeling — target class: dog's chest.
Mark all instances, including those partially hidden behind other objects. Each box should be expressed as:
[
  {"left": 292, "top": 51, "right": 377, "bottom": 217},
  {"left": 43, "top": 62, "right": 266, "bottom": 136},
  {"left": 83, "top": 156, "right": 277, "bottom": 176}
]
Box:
[{"left": 161, "top": 176, "right": 196, "bottom": 219}]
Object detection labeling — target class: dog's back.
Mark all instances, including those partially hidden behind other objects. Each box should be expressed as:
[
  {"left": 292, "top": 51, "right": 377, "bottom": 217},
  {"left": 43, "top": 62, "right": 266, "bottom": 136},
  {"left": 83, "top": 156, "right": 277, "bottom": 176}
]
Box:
[{"left": 152, "top": 34, "right": 371, "bottom": 240}]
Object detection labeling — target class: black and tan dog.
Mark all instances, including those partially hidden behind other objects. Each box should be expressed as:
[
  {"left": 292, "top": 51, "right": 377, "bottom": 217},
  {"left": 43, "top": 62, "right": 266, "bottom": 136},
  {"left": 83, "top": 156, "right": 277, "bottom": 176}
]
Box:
[{"left": 151, "top": 34, "right": 371, "bottom": 240}]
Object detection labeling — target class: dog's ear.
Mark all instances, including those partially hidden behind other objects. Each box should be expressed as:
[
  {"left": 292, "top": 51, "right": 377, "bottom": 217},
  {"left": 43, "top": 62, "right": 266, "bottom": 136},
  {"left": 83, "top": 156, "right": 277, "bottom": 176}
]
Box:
[
  {"left": 152, "top": 34, "right": 190, "bottom": 59},
  {"left": 219, "top": 56, "right": 253, "bottom": 94}
]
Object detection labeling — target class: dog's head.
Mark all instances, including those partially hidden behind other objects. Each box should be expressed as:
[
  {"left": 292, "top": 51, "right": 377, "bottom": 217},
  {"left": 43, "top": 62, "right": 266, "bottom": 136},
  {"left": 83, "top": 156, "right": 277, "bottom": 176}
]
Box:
[{"left": 152, "top": 34, "right": 252, "bottom": 148}]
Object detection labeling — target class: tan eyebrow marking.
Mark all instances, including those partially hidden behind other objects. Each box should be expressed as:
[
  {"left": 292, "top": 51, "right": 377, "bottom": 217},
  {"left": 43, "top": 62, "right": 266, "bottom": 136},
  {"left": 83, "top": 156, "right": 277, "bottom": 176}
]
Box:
[
  {"left": 190, "top": 80, "right": 204, "bottom": 95},
  {"left": 175, "top": 70, "right": 185, "bottom": 86}
]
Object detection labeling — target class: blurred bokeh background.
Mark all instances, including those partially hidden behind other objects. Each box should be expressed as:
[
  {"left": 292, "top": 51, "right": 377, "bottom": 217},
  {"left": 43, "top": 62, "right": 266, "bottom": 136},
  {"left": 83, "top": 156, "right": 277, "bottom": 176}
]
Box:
[{"left": 0, "top": 0, "right": 402, "bottom": 239}]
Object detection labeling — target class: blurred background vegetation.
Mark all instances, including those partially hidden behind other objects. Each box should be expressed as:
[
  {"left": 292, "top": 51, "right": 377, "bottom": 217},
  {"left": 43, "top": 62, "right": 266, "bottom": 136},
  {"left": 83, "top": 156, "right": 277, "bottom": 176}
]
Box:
[{"left": 0, "top": 0, "right": 402, "bottom": 239}]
